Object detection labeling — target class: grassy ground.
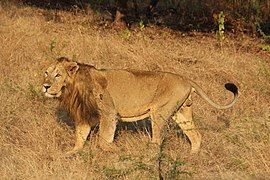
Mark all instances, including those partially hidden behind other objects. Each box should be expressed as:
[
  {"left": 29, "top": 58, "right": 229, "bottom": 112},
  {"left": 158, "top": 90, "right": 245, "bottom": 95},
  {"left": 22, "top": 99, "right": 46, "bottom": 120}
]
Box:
[{"left": 0, "top": 3, "right": 269, "bottom": 179}]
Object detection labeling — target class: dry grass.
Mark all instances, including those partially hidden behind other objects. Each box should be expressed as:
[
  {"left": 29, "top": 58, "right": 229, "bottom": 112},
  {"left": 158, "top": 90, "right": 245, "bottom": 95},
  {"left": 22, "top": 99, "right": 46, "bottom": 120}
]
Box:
[{"left": 0, "top": 3, "right": 270, "bottom": 179}]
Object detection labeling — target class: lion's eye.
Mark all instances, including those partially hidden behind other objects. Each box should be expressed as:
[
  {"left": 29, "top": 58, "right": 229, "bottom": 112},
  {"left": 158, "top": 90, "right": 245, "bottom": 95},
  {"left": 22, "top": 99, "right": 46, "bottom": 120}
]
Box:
[{"left": 55, "top": 74, "right": 61, "bottom": 78}]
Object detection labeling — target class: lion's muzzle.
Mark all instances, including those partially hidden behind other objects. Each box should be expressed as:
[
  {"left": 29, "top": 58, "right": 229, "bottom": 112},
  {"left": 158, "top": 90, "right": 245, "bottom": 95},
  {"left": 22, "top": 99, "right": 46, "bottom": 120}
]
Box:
[
  {"left": 42, "top": 83, "right": 62, "bottom": 98},
  {"left": 43, "top": 83, "right": 51, "bottom": 92}
]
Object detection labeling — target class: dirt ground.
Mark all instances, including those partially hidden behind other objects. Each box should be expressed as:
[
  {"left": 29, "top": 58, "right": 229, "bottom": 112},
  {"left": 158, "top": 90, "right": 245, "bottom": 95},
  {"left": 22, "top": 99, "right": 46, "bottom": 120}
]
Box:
[{"left": 0, "top": 3, "right": 269, "bottom": 180}]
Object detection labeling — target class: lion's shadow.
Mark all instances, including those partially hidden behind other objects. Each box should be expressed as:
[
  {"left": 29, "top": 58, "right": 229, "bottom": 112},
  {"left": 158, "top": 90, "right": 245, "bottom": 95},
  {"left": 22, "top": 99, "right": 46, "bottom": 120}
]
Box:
[
  {"left": 55, "top": 107, "right": 152, "bottom": 137},
  {"left": 56, "top": 107, "right": 75, "bottom": 129}
]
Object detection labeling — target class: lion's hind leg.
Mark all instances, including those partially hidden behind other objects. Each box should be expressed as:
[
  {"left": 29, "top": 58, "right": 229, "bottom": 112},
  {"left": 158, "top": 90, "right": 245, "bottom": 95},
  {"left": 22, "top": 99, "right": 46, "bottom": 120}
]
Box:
[
  {"left": 150, "top": 84, "right": 191, "bottom": 146},
  {"left": 173, "top": 103, "right": 202, "bottom": 154},
  {"left": 150, "top": 102, "right": 180, "bottom": 146}
]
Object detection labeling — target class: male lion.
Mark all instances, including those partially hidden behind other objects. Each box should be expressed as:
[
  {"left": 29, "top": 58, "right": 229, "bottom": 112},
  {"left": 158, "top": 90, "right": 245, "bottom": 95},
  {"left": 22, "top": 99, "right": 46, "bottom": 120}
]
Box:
[{"left": 43, "top": 57, "right": 238, "bottom": 154}]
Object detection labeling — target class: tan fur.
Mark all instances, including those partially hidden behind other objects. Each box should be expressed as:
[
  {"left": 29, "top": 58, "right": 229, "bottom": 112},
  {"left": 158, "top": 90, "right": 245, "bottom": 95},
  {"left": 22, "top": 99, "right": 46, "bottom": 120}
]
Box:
[{"left": 43, "top": 57, "right": 238, "bottom": 154}]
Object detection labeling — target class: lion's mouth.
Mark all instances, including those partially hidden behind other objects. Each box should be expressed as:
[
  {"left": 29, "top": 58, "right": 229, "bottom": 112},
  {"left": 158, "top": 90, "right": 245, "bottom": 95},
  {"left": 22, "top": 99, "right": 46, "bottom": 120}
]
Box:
[
  {"left": 43, "top": 85, "right": 66, "bottom": 98},
  {"left": 43, "top": 87, "right": 62, "bottom": 98},
  {"left": 44, "top": 91, "right": 62, "bottom": 98}
]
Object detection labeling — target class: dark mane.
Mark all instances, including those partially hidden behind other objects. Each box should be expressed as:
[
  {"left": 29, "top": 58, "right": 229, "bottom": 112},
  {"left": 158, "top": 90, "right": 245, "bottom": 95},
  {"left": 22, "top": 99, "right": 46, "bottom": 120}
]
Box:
[{"left": 60, "top": 64, "right": 99, "bottom": 124}]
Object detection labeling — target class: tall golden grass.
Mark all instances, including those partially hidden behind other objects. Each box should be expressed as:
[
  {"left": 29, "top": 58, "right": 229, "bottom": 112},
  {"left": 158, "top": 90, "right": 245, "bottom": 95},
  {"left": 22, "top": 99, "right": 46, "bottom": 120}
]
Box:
[{"left": 0, "top": 2, "right": 269, "bottom": 179}]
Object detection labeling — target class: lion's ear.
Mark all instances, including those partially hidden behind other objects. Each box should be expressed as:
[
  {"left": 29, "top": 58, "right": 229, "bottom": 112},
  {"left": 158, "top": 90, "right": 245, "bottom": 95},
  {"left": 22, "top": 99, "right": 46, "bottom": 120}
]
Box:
[{"left": 66, "top": 62, "right": 79, "bottom": 76}]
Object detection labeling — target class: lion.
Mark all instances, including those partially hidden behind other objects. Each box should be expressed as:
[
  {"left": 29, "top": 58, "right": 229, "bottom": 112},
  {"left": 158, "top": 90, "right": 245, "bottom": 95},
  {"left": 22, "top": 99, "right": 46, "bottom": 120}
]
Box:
[{"left": 43, "top": 57, "right": 238, "bottom": 154}]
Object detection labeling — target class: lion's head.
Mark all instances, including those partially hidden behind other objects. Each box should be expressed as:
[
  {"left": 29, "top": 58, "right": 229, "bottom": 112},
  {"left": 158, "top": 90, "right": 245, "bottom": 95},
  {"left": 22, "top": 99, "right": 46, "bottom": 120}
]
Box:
[
  {"left": 43, "top": 57, "right": 99, "bottom": 126},
  {"left": 43, "top": 57, "right": 79, "bottom": 98}
]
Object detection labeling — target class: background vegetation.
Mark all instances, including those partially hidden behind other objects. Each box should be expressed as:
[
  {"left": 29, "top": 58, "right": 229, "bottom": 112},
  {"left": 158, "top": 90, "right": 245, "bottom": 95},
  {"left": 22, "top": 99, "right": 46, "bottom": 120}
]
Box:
[
  {"left": 0, "top": 0, "right": 269, "bottom": 179},
  {"left": 3, "top": 0, "right": 270, "bottom": 34}
]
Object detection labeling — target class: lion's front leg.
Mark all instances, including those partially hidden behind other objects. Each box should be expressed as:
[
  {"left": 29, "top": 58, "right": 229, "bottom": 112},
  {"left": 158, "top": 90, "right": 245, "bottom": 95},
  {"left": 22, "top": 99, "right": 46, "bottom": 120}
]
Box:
[
  {"left": 151, "top": 112, "right": 166, "bottom": 146},
  {"left": 95, "top": 91, "right": 118, "bottom": 151},
  {"left": 98, "top": 115, "right": 117, "bottom": 151},
  {"left": 66, "top": 123, "right": 91, "bottom": 155}
]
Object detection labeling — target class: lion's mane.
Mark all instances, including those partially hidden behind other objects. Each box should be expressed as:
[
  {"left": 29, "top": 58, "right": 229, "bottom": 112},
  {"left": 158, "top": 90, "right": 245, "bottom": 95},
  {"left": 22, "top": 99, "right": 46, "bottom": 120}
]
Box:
[{"left": 60, "top": 62, "right": 100, "bottom": 124}]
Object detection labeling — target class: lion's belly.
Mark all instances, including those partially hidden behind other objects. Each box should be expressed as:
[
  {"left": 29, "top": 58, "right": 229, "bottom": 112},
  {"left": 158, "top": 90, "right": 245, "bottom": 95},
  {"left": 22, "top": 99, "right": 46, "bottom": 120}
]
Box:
[
  {"left": 110, "top": 85, "right": 157, "bottom": 117},
  {"left": 116, "top": 100, "right": 152, "bottom": 117},
  {"left": 105, "top": 70, "right": 161, "bottom": 117}
]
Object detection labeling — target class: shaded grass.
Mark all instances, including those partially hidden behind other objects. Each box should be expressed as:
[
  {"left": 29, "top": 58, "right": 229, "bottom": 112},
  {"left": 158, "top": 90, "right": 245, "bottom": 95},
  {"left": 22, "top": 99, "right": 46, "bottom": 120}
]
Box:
[{"left": 2, "top": 0, "right": 270, "bottom": 34}]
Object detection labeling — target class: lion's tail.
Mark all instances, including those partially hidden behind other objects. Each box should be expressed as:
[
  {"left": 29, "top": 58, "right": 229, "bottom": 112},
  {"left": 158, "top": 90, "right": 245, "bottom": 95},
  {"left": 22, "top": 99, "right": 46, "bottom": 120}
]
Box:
[{"left": 190, "top": 81, "right": 238, "bottom": 110}]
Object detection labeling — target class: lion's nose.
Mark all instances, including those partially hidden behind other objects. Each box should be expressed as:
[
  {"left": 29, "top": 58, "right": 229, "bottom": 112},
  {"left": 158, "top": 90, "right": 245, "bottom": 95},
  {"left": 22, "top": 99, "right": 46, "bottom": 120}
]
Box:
[{"left": 43, "top": 84, "right": 51, "bottom": 90}]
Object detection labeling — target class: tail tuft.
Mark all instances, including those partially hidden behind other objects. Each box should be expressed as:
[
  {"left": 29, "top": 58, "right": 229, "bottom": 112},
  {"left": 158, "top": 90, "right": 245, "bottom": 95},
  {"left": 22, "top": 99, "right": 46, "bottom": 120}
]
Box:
[{"left": 225, "top": 83, "right": 238, "bottom": 94}]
